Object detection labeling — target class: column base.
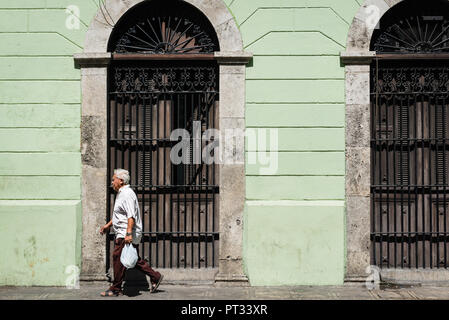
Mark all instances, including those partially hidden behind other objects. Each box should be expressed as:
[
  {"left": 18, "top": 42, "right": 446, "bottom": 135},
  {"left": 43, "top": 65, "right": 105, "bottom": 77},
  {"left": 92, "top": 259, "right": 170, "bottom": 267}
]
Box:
[
  {"left": 214, "top": 273, "right": 249, "bottom": 287},
  {"left": 80, "top": 273, "right": 109, "bottom": 282},
  {"left": 344, "top": 275, "right": 369, "bottom": 283}
]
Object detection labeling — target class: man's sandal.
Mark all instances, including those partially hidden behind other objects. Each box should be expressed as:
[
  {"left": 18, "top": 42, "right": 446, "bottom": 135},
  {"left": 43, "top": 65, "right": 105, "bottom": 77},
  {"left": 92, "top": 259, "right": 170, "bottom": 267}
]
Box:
[
  {"left": 100, "top": 289, "right": 121, "bottom": 297},
  {"left": 150, "top": 275, "right": 164, "bottom": 293}
]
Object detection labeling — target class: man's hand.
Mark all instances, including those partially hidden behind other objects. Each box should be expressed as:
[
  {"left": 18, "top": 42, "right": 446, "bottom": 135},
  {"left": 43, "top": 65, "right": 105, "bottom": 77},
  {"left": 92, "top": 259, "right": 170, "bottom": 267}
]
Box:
[
  {"left": 124, "top": 235, "right": 133, "bottom": 244},
  {"left": 99, "top": 224, "right": 110, "bottom": 235}
]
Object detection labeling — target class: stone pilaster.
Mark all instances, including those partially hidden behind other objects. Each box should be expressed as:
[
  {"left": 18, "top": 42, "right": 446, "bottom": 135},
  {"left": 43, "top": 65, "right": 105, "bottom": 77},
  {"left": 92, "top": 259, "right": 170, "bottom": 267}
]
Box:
[
  {"left": 341, "top": 53, "right": 375, "bottom": 281},
  {"left": 214, "top": 53, "right": 252, "bottom": 286},
  {"left": 75, "top": 53, "right": 111, "bottom": 281}
]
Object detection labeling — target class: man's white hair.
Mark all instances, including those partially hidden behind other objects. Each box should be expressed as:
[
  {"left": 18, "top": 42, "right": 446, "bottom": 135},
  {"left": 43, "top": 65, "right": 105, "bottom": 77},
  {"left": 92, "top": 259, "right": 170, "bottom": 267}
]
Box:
[{"left": 114, "top": 168, "right": 130, "bottom": 185}]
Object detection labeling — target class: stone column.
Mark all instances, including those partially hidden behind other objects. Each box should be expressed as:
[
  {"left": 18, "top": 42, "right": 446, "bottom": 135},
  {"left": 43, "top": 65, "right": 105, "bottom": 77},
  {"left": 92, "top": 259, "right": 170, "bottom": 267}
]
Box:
[
  {"left": 341, "top": 51, "right": 376, "bottom": 281},
  {"left": 74, "top": 53, "right": 112, "bottom": 281},
  {"left": 214, "top": 52, "right": 252, "bottom": 286}
]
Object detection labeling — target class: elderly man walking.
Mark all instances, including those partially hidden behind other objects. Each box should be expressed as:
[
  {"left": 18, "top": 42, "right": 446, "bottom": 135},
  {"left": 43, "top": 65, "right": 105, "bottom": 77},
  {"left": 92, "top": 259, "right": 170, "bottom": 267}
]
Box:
[{"left": 99, "top": 169, "right": 163, "bottom": 297}]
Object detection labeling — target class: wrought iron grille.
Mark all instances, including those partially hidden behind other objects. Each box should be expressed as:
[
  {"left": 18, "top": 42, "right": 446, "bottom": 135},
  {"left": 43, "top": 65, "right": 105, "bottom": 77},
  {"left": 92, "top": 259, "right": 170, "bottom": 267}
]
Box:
[
  {"left": 113, "top": 16, "right": 217, "bottom": 54},
  {"left": 107, "top": 61, "right": 219, "bottom": 269},
  {"left": 107, "top": 0, "right": 219, "bottom": 54},
  {"left": 371, "top": 59, "right": 449, "bottom": 268},
  {"left": 371, "top": 0, "right": 449, "bottom": 54}
]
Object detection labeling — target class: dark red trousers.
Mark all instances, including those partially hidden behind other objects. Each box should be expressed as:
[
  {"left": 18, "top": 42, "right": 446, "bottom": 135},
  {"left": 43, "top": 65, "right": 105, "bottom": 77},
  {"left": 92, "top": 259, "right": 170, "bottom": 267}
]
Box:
[{"left": 110, "top": 238, "right": 161, "bottom": 292}]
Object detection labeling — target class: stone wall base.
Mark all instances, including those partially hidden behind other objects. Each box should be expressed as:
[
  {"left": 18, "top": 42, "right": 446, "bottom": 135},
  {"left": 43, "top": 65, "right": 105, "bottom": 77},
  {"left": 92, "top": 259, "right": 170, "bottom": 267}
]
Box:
[
  {"left": 80, "top": 273, "right": 109, "bottom": 282},
  {"left": 97, "top": 268, "right": 222, "bottom": 286},
  {"left": 380, "top": 269, "right": 449, "bottom": 286},
  {"left": 214, "top": 273, "right": 249, "bottom": 287},
  {"left": 344, "top": 275, "right": 369, "bottom": 283}
]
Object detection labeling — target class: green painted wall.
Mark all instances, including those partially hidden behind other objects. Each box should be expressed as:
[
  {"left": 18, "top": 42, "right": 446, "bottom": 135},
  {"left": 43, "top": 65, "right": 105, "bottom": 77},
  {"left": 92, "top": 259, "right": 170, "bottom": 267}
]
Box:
[
  {"left": 0, "top": 0, "right": 364, "bottom": 286},
  {"left": 0, "top": 201, "right": 81, "bottom": 286},
  {"left": 244, "top": 201, "right": 345, "bottom": 286},
  {"left": 0, "top": 0, "right": 98, "bottom": 286},
  {"left": 228, "top": 0, "right": 361, "bottom": 285}
]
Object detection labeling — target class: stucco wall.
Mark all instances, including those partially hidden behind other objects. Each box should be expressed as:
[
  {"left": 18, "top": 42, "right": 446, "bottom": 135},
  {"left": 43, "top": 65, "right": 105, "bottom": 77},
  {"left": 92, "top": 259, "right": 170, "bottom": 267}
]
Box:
[
  {"left": 0, "top": 0, "right": 98, "bottom": 286},
  {"left": 230, "top": 0, "right": 361, "bottom": 285},
  {"left": 0, "top": 0, "right": 364, "bottom": 286}
]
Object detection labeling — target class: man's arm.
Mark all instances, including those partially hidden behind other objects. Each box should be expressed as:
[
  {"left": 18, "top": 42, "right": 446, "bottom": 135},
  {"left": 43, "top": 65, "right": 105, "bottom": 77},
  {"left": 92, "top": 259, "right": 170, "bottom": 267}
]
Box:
[
  {"left": 125, "top": 217, "right": 135, "bottom": 244},
  {"left": 100, "top": 220, "right": 113, "bottom": 235}
]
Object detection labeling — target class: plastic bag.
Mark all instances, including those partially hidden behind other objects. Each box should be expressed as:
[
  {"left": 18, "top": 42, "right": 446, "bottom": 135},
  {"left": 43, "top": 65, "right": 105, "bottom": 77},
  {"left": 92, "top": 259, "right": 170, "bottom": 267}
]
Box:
[{"left": 120, "top": 243, "right": 138, "bottom": 269}]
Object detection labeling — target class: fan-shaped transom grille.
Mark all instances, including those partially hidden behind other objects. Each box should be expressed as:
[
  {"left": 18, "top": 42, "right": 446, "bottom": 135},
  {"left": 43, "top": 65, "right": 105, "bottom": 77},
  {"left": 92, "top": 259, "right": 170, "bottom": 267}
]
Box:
[
  {"left": 371, "top": 0, "right": 449, "bottom": 54},
  {"left": 114, "top": 16, "right": 217, "bottom": 54},
  {"left": 108, "top": 1, "right": 219, "bottom": 54}
]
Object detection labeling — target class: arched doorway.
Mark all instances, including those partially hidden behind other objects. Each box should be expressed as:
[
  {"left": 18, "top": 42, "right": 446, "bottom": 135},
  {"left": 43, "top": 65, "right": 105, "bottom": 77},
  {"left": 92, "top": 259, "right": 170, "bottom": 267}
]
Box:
[
  {"left": 75, "top": 0, "right": 251, "bottom": 284},
  {"left": 342, "top": 0, "right": 449, "bottom": 282},
  {"left": 370, "top": 0, "right": 449, "bottom": 269},
  {"left": 106, "top": 0, "right": 221, "bottom": 271}
]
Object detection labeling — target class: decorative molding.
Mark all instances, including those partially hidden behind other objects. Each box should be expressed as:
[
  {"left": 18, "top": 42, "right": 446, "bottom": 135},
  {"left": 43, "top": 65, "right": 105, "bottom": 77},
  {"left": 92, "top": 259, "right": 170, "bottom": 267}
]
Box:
[
  {"left": 74, "top": 53, "right": 112, "bottom": 68},
  {"left": 111, "top": 65, "right": 218, "bottom": 93},
  {"left": 340, "top": 51, "right": 376, "bottom": 65},
  {"left": 214, "top": 51, "right": 253, "bottom": 65}
]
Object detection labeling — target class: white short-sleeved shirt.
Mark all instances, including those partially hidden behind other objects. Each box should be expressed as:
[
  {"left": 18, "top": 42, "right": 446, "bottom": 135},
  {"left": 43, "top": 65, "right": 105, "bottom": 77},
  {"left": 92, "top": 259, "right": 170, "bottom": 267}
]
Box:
[{"left": 112, "top": 184, "right": 142, "bottom": 245}]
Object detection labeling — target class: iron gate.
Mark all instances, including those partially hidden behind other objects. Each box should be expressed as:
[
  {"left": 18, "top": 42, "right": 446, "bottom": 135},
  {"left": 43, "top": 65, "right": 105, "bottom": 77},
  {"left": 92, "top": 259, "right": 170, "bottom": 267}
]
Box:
[
  {"left": 107, "top": 60, "right": 219, "bottom": 269},
  {"left": 371, "top": 59, "right": 449, "bottom": 268},
  {"left": 104, "top": 0, "right": 221, "bottom": 272}
]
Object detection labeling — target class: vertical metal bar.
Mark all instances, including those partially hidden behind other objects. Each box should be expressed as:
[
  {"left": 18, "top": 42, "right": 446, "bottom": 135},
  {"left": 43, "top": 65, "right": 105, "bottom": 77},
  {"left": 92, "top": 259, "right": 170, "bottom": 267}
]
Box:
[
  {"left": 121, "top": 94, "right": 126, "bottom": 170},
  {"left": 212, "top": 86, "right": 216, "bottom": 268},
  {"left": 113, "top": 91, "right": 119, "bottom": 270},
  {"left": 371, "top": 64, "right": 377, "bottom": 267},
  {"left": 394, "top": 91, "right": 408, "bottom": 268},
  {"left": 149, "top": 92, "right": 153, "bottom": 267},
  {"left": 163, "top": 92, "right": 167, "bottom": 268},
  {"left": 184, "top": 90, "right": 187, "bottom": 268},
  {"left": 378, "top": 63, "right": 383, "bottom": 268},
  {"left": 414, "top": 91, "right": 419, "bottom": 268},
  {"left": 142, "top": 95, "right": 146, "bottom": 261},
  {"left": 443, "top": 95, "right": 447, "bottom": 268},
  {"left": 429, "top": 90, "right": 433, "bottom": 268},
  {"left": 407, "top": 94, "right": 412, "bottom": 268},
  {"left": 401, "top": 91, "right": 406, "bottom": 268},
  {"left": 394, "top": 89, "right": 399, "bottom": 268},
  {"left": 198, "top": 93, "right": 202, "bottom": 269},
  {"left": 205, "top": 92, "right": 209, "bottom": 268},
  {"left": 177, "top": 92, "right": 181, "bottom": 268},
  {"left": 106, "top": 86, "right": 112, "bottom": 275},
  {"left": 191, "top": 92, "right": 194, "bottom": 268},
  {"left": 435, "top": 96, "right": 440, "bottom": 268},
  {"left": 128, "top": 91, "right": 132, "bottom": 181},
  {"left": 399, "top": 87, "right": 405, "bottom": 269},
  {"left": 400, "top": 87, "right": 402, "bottom": 268},
  {"left": 115, "top": 94, "right": 118, "bottom": 173},
  {"left": 421, "top": 91, "right": 426, "bottom": 268},
  {"left": 385, "top": 86, "right": 388, "bottom": 268},
  {"left": 169, "top": 92, "right": 173, "bottom": 269},
  {"left": 135, "top": 94, "right": 141, "bottom": 255},
  {"left": 156, "top": 89, "right": 160, "bottom": 268}
]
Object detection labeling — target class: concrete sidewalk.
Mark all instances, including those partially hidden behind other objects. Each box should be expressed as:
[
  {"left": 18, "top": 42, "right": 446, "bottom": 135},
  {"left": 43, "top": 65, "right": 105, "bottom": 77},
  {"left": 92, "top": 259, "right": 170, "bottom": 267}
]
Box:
[{"left": 1, "top": 282, "right": 449, "bottom": 300}]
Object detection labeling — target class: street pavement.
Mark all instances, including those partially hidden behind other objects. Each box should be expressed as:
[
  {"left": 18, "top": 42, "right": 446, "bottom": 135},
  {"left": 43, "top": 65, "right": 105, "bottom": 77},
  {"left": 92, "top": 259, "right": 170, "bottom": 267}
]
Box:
[{"left": 1, "top": 281, "right": 449, "bottom": 300}]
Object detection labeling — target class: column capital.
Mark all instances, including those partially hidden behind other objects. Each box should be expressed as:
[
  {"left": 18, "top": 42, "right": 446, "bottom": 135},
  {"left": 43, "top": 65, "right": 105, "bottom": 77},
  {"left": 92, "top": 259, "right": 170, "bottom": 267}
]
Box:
[
  {"left": 74, "top": 52, "right": 112, "bottom": 68},
  {"left": 340, "top": 51, "right": 376, "bottom": 65},
  {"left": 214, "top": 51, "right": 253, "bottom": 65}
]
